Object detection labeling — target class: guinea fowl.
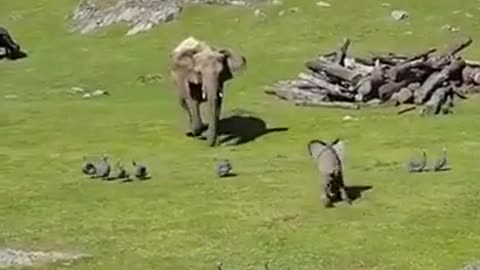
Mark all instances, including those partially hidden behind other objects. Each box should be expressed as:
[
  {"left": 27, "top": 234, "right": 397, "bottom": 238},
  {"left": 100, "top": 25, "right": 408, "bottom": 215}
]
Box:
[
  {"left": 407, "top": 150, "right": 427, "bottom": 173},
  {"left": 132, "top": 160, "right": 148, "bottom": 180},
  {"left": 433, "top": 147, "right": 448, "bottom": 171},
  {"left": 114, "top": 160, "right": 130, "bottom": 180},
  {"left": 216, "top": 159, "right": 232, "bottom": 177},
  {"left": 81, "top": 156, "right": 96, "bottom": 176},
  {"left": 94, "top": 154, "right": 111, "bottom": 180}
]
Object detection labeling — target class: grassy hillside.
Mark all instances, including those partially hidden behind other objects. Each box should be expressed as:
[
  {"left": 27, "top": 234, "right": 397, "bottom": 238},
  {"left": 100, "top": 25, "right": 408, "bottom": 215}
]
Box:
[{"left": 2, "top": 0, "right": 480, "bottom": 269}]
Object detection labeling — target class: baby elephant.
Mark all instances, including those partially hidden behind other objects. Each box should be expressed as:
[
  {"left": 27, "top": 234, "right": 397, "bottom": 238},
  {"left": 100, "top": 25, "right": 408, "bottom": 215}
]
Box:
[{"left": 307, "top": 138, "right": 352, "bottom": 208}]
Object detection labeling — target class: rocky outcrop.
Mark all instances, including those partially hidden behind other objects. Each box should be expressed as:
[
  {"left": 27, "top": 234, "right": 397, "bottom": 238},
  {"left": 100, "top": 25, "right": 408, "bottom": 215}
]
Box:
[
  {"left": 70, "top": 0, "right": 183, "bottom": 36},
  {"left": 0, "top": 248, "right": 90, "bottom": 268},
  {"left": 70, "top": 0, "right": 259, "bottom": 36}
]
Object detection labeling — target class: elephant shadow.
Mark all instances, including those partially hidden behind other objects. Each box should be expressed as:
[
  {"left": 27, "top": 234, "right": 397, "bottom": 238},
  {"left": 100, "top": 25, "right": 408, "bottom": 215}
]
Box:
[
  {"left": 330, "top": 185, "right": 373, "bottom": 204},
  {"left": 0, "top": 50, "right": 28, "bottom": 60},
  {"left": 217, "top": 115, "right": 288, "bottom": 146}
]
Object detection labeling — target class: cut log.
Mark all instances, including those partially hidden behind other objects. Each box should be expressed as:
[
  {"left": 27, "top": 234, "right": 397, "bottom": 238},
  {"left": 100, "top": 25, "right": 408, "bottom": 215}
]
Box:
[
  {"left": 405, "top": 48, "right": 437, "bottom": 62},
  {"left": 297, "top": 72, "right": 354, "bottom": 101},
  {"left": 425, "top": 37, "right": 472, "bottom": 69},
  {"left": 335, "top": 37, "right": 351, "bottom": 66},
  {"left": 369, "top": 52, "right": 408, "bottom": 65},
  {"left": 267, "top": 37, "right": 478, "bottom": 116},
  {"left": 391, "top": 87, "right": 413, "bottom": 105},
  {"left": 265, "top": 87, "right": 328, "bottom": 102},
  {"left": 415, "top": 58, "right": 466, "bottom": 104},
  {"left": 444, "top": 36, "right": 473, "bottom": 56},
  {"left": 453, "top": 84, "right": 474, "bottom": 97},
  {"left": 354, "top": 67, "right": 386, "bottom": 101},
  {"left": 422, "top": 86, "right": 451, "bottom": 115},
  {"left": 378, "top": 80, "right": 410, "bottom": 101},
  {"left": 295, "top": 100, "right": 360, "bottom": 110},
  {"left": 354, "top": 57, "right": 375, "bottom": 66},
  {"left": 387, "top": 59, "right": 429, "bottom": 82},
  {"left": 465, "top": 59, "right": 480, "bottom": 67},
  {"left": 305, "top": 59, "right": 363, "bottom": 84},
  {"left": 344, "top": 58, "right": 374, "bottom": 75},
  {"left": 387, "top": 48, "right": 437, "bottom": 81},
  {"left": 397, "top": 105, "right": 417, "bottom": 115},
  {"left": 462, "top": 66, "right": 480, "bottom": 85}
]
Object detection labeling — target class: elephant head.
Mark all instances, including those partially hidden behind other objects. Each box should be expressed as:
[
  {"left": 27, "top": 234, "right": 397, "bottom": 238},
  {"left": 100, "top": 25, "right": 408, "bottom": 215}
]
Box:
[{"left": 171, "top": 39, "right": 246, "bottom": 146}]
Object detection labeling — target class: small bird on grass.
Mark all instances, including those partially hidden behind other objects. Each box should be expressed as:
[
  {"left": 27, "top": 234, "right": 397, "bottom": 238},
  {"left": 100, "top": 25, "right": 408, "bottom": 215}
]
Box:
[
  {"left": 94, "top": 154, "right": 111, "bottom": 180},
  {"left": 433, "top": 146, "right": 449, "bottom": 171},
  {"left": 132, "top": 160, "right": 149, "bottom": 180},
  {"left": 407, "top": 149, "right": 427, "bottom": 173},
  {"left": 114, "top": 160, "right": 130, "bottom": 180},
  {"left": 81, "top": 156, "right": 96, "bottom": 176},
  {"left": 216, "top": 159, "right": 233, "bottom": 178}
]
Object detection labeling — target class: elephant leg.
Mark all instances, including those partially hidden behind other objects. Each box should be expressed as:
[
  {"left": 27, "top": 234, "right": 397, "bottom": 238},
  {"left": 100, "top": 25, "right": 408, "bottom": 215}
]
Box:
[
  {"left": 340, "top": 187, "right": 352, "bottom": 205},
  {"left": 185, "top": 98, "right": 204, "bottom": 136},
  {"left": 179, "top": 97, "right": 195, "bottom": 137},
  {"left": 338, "top": 179, "right": 352, "bottom": 205},
  {"left": 205, "top": 96, "right": 221, "bottom": 146},
  {"left": 322, "top": 179, "right": 335, "bottom": 208}
]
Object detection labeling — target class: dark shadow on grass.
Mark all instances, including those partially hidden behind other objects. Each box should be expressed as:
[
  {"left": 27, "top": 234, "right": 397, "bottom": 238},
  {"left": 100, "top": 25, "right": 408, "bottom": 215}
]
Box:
[
  {"left": 345, "top": 185, "right": 373, "bottom": 202},
  {"left": 329, "top": 185, "right": 373, "bottom": 204},
  {"left": 0, "top": 50, "right": 28, "bottom": 60},
  {"left": 217, "top": 115, "right": 288, "bottom": 146},
  {"left": 119, "top": 176, "right": 151, "bottom": 183},
  {"left": 433, "top": 167, "right": 451, "bottom": 172},
  {"left": 218, "top": 173, "right": 238, "bottom": 178}
]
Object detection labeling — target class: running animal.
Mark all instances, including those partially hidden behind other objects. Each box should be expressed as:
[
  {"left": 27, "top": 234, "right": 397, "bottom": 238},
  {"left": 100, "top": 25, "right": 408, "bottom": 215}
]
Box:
[{"left": 307, "top": 138, "right": 352, "bottom": 208}]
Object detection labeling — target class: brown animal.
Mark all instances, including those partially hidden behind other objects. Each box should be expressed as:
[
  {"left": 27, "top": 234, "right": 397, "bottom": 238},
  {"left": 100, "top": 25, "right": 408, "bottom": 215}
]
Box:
[{"left": 170, "top": 37, "right": 246, "bottom": 146}]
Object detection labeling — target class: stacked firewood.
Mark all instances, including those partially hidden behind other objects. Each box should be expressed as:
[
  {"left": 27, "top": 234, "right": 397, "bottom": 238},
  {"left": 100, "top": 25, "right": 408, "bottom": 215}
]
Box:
[{"left": 265, "top": 37, "right": 480, "bottom": 115}]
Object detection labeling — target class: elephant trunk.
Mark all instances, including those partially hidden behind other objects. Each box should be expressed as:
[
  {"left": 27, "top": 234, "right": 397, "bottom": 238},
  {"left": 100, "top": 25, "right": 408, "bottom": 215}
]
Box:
[
  {"left": 204, "top": 72, "right": 223, "bottom": 147},
  {"left": 207, "top": 95, "right": 222, "bottom": 147}
]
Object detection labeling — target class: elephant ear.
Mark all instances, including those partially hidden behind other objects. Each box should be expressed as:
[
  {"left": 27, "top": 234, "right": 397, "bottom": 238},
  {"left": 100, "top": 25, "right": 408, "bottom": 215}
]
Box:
[
  {"left": 171, "top": 48, "right": 202, "bottom": 84},
  {"left": 331, "top": 140, "right": 345, "bottom": 165},
  {"left": 218, "top": 48, "right": 246, "bottom": 75},
  {"left": 171, "top": 48, "right": 196, "bottom": 67},
  {"left": 307, "top": 140, "right": 328, "bottom": 159}
]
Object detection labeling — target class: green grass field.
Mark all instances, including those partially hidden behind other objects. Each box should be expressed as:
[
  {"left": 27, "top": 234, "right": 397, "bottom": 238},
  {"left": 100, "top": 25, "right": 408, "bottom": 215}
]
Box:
[{"left": 2, "top": 0, "right": 480, "bottom": 269}]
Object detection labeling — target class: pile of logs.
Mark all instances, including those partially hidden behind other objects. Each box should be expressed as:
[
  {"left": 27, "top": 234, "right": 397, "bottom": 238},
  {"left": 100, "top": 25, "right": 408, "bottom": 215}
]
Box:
[{"left": 265, "top": 37, "right": 480, "bottom": 115}]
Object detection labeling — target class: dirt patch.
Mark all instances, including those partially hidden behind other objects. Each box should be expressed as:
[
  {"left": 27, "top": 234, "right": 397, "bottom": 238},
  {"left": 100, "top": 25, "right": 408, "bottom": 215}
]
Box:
[{"left": 0, "top": 248, "right": 91, "bottom": 268}]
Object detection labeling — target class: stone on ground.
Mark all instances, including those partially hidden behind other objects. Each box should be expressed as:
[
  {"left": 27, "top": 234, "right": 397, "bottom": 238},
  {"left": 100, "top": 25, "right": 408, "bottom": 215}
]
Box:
[{"left": 0, "top": 248, "right": 90, "bottom": 269}]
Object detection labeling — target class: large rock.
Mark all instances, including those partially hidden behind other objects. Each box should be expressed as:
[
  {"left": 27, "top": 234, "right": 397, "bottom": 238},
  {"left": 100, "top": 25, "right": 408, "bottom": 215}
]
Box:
[
  {"left": 70, "top": 0, "right": 266, "bottom": 35},
  {"left": 0, "top": 248, "right": 90, "bottom": 269},
  {"left": 70, "top": 0, "right": 183, "bottom": 36}
]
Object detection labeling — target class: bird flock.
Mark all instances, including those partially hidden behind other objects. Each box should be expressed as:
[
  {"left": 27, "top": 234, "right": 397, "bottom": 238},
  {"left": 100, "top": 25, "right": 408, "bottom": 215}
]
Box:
[
  {"left": 82, "top": 155, "right": 234, "bottom": 182},
  {"left": 82, "top": 154, "right": 150, "bottom": 182},
  {"left": 80, "top": 147, "right": 447, "bottom": 193},
  {"left": 407, "top": 147, "right": 449, "bottom": 173}
]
